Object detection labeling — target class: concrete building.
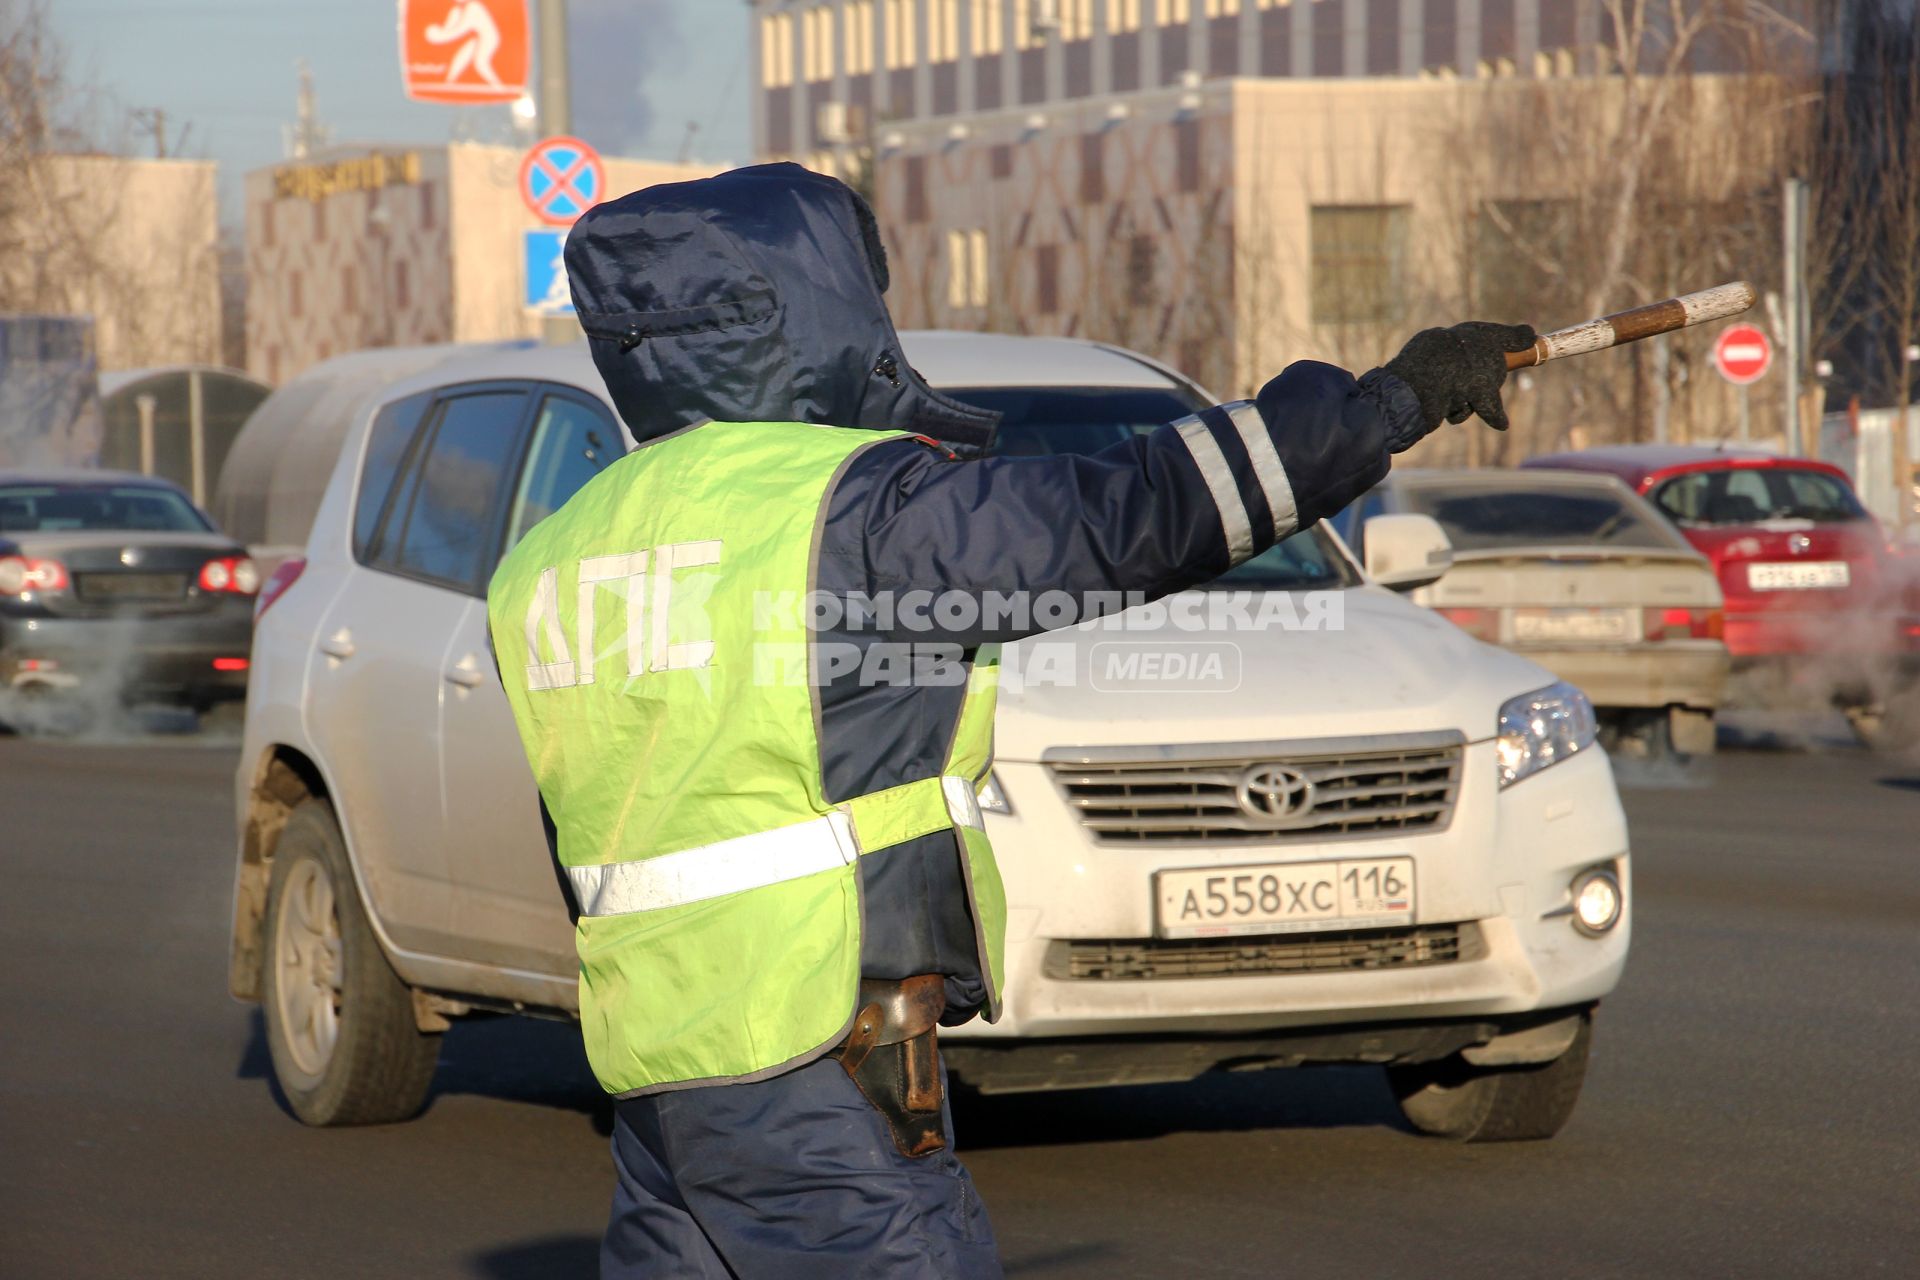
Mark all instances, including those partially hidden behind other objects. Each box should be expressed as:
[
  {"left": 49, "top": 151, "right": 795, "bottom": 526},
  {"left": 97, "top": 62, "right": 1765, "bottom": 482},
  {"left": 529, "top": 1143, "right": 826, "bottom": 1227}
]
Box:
[
  {"left": 874, "top": 76, "right": 1465, "bottom": 398},
  {"left": 0, "top": 156, "right": 222, "bottom": 373},
  {"left": 243, "top": 144, "right": 720, "bottom": 386},
  {"left": 871, "top": 70, "right": 1786, "bottom": 460},
  {"left": 749, "top": 0, "right": 1795, "bottom": 463},
  {"left": 751, "top": 0, "right": 1600, "bottom": 170}
]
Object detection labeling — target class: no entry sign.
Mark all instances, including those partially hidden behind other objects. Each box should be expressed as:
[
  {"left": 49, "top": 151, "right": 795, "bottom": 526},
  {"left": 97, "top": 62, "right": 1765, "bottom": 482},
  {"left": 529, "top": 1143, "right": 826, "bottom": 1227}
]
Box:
[
  {"left": 520, "top": 136, "right": 605, "bottom": 226},
  {"left": 1714, "top": 324, "right": 1772, "bottom": 386}
]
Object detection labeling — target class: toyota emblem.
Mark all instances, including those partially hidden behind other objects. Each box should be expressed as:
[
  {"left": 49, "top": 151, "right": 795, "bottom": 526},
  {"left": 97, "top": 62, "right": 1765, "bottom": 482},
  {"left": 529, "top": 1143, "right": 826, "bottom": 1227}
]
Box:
[
  {"left": 1236, "top": 764, "right": 1317, "bottom": 825},
  {"left": 1788, "top": 533, "right": 1812, "bottom": 555}
]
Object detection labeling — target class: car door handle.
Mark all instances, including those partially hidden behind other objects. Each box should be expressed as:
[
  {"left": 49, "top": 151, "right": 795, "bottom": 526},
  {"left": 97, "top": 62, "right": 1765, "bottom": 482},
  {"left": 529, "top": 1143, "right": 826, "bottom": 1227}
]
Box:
[
  {"left": 318, "top": 630, "right": 356, "bottom": 660},
  {"left": 444, "top": 661, "right": 487, "bottom": 690}
]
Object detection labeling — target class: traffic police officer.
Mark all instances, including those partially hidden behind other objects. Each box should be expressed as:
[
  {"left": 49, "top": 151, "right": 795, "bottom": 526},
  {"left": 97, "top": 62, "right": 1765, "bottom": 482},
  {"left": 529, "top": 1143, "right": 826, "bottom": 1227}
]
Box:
[{"left": 486, "top": 163, "right": 1532, "bottom": 1278}]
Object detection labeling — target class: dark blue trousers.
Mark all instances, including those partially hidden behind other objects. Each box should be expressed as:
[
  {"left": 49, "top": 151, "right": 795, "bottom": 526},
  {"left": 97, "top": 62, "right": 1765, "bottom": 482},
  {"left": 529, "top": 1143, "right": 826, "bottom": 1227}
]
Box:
[{"left": 601, "top": 1054, "right": 1003, "bottom": 1279}]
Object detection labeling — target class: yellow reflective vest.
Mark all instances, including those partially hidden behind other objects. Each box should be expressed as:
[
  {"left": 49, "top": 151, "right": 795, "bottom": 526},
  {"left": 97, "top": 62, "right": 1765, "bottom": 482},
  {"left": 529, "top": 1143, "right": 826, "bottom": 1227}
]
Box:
[{"left": 487, "top": 421, "right": 1004, "bottom": 1096}]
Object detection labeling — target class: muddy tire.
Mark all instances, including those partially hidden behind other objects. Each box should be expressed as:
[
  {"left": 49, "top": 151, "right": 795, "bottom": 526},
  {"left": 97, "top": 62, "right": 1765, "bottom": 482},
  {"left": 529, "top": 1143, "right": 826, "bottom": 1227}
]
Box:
[
  {"left": 261, "top": 800, "right": 439, "bottom": 1126},
  {"left": 1387, "top": 1013, "right": 1592, "bottom": 1142}
]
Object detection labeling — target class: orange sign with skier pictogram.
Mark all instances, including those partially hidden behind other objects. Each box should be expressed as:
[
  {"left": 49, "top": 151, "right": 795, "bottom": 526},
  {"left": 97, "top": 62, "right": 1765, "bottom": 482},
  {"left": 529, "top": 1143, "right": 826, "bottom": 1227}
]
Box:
[{"left": 398, "top": 0, "right": 530, "bottom": 105}]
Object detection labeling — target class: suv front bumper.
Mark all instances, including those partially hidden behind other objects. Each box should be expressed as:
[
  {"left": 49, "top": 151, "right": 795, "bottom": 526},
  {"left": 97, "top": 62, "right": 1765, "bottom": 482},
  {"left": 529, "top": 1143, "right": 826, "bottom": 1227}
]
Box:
[{"left": 943, "top": 743, "right": 1629, "bottom": 1074}]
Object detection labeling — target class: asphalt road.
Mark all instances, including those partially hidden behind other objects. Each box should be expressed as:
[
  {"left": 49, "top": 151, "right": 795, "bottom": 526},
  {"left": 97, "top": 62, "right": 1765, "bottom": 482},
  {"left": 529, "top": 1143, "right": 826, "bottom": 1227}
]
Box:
[{"left": 3, "top": 726, "right": 1917, "bottom": 1279}]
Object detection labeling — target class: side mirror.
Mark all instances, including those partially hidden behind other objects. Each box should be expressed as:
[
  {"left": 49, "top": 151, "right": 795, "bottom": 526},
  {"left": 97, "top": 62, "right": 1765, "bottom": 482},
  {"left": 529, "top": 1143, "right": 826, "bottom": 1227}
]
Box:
[{"left": 1363, "top": 514, "right": 1454, "bottom": 592}]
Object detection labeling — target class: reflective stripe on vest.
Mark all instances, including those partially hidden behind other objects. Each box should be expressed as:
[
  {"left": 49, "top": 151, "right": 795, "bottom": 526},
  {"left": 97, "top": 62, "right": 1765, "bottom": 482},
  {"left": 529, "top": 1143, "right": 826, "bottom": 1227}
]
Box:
[
  {"left": 569, "top": 774, "right": 987, "bottom": 917},
  {"left": 485, "top": 420, "right": 1006, "bottom": 1096}
]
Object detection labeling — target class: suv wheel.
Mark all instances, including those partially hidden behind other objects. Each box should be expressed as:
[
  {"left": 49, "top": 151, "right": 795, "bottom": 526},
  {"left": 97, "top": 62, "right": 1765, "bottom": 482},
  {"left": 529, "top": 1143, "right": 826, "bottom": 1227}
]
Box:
[
  {"left": 262, "top": 800, "right": 440, "bottom": 1125},
  {"left": 1387, "top": 1013, "right": 1592, "bottom": 1142}
]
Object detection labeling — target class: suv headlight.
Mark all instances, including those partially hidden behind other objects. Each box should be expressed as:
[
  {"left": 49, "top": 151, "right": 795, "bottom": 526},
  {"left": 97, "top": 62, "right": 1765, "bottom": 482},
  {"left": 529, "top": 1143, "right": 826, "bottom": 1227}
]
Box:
[{"left": 1496, "top": 681, "right": 1597, "bottom": 788}]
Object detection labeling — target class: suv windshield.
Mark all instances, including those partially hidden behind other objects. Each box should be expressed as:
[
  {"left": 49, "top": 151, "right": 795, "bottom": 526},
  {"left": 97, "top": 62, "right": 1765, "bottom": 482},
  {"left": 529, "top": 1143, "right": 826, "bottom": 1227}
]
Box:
[
  {"left": 0, "top": 483, "right": 211, "bottom": 533},
  {"left": 1651, "top": 467, "right": 1866, "bottom": 526},
  {"left": 952, "top": 385, "right": 1360, "bottom": 590},
  {"left": 1398, "top": 482, "right": 1678, "bottom": 551}
]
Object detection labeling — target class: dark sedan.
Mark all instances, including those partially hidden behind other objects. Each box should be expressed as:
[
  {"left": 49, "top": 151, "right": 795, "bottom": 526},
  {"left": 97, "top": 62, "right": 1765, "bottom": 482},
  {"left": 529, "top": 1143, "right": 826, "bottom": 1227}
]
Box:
[{"left": 0, "top": 471, "right": 255, "bottom": 728}]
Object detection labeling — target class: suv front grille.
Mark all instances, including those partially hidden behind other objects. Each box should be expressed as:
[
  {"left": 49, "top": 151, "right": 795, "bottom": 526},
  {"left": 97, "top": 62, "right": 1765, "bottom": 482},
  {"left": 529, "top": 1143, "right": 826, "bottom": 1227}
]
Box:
[
  {"left": 1045, "top": 734, "right": 1465, "bottom": 845},
  {"left": 1045, "top": 923, "right": 1479, "bottom": 981}
]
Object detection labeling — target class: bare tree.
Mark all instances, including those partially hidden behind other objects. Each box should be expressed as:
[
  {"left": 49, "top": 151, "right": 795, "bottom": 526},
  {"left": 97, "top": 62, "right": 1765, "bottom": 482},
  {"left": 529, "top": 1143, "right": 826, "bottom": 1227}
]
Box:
[
  {"left": 0, "top": 1, "right": 219, "bottom": 368},
  {"left": 0, "top": 0, "right": 97, "bottom": 308},
  {"left": 1855, "top": 5, "right": 1920, "bottom": 525},
  {"left": 1778, "top": 3, "right": 1869, "bottom": 444},
  {"left": 1424, "top": 2, "right": 1811, "bottom": 461}
]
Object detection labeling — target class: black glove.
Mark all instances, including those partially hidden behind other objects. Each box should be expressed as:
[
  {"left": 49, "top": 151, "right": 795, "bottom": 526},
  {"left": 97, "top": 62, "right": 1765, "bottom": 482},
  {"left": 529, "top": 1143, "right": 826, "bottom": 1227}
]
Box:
[{"left": 1377, "top": 321, "right": 1537, "bottom": 451}]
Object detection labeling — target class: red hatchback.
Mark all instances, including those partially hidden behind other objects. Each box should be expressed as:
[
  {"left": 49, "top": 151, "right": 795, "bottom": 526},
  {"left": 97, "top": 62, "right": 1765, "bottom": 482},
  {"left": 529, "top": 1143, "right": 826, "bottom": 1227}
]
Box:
[{"left": 1523, "top": 445, "right": 1919, "bottom": 742}]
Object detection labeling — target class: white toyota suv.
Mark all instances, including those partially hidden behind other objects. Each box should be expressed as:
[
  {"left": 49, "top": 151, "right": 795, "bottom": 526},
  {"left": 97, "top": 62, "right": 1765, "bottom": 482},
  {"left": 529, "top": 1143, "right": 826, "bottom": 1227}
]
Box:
[{"left": 227, "top": 333, "right": 1630, "bottom": 1142}]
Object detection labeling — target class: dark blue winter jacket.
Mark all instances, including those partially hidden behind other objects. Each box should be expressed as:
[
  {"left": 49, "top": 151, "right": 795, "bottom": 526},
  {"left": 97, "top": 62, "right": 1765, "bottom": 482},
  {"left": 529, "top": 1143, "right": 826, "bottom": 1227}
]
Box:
[{"left": 564, "top": 162, "right": 1422, "bottom": 1019}]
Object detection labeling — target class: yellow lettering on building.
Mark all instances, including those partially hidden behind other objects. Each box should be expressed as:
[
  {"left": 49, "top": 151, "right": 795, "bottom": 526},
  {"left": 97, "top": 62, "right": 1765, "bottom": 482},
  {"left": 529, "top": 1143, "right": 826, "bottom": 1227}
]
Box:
[{"left": 272, "top": 152, "right": 423, "bottom": 202}]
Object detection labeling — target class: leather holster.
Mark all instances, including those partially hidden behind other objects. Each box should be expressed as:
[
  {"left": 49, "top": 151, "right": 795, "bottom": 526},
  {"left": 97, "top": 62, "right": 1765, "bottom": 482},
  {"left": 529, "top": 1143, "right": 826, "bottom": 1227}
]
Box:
[{"left": 828, "top": 975, "right": 948, "bottom": 1158}]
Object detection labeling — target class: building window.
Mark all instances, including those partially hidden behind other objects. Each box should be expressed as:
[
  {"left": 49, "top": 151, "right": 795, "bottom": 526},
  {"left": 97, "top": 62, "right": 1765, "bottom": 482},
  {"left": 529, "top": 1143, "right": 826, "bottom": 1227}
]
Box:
[
  {"left": 844, "top": 1, "right": 875, "bottom": 72},
  {"left": 804, "top": 6, "right": 835, "bottom": 81},
  {"left": 1175, "top": 116, "right": 1200, "bottom": 191},
  {"left": 1127, "top": 234, "right": 1156, "bottom": 306},
  {"left": 1310, "top": 205, "right": 1409, "bottom": 325},
  {"left": 905, "top": 155, "right": 929, "bottom": 222},
  {"left": 1060, "top": 0, "right": 1094, "bottom": 39},
  {"left": 1110, "top": 0, "right": 1142, "bottom": 32},
  {"left": 1256, "top": 0, "right": 1287, "bottom": 7},
  {"left": 885, "top": 0, "right": 917, "bottom": 68},
  {"left": 973, "top": 0, "right": 1004, "bottom": 53},
  {"left": 930, "top": 0, "right": 960, "bottom": 60},
  {"left": 762, "top": 12, "right": 795, "bottom": 87},
  {"left": 1014, "top": 0, "right": 1039, "bottom": 50},
  {"left": 947, "top": 228, "right": 989, "bottom": 308},
  {"left": 1156, "top": 0, "right": 1191, "bottom": 23},
  {"left": 1036, "top": 243, "right": 1060, "bottom": 314},
  {"left": 990, "top": 143, "right": 1014, "bottom": 178},
  {"left": 1079, "top": 132, "right": 1104, "bottom": 202},
  {"left": 1204, "top": 0, "right": 1239, "bottom": 15}
]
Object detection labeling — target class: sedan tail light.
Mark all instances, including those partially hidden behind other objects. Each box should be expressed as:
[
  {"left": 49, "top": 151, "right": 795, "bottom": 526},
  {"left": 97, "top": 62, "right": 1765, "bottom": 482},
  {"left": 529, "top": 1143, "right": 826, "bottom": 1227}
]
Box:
[
  {"left": 198, "top": 556, "right": 261, "bottom": 595},
  {"left": 254, "top": 556, "right": 306, "bottom": 620},
  {"left": 0, "top": 555, "right": 69, "bottom": 597},
  {"left": 1646, "top": 607, "right": 1724, "bottom": 641},
  {"left": 1436, "top": 607, "right": 1501, "bottom": 642}
]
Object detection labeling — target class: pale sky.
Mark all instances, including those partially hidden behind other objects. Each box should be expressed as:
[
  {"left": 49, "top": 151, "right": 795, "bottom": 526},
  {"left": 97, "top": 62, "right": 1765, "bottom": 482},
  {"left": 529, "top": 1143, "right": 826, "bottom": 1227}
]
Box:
[{"left": 50, "top": 0, "right": 754, "bottom": 225}]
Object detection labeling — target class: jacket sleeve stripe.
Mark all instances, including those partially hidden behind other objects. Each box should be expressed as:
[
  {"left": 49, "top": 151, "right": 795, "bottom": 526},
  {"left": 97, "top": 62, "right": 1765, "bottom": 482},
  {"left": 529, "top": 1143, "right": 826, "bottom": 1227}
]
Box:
[
  {"left": 1172, "top": 415, "right": 1255, "bottom": 561},
  {"left": 1222, "top": 400, "right": 1300, "bottom": 540}
]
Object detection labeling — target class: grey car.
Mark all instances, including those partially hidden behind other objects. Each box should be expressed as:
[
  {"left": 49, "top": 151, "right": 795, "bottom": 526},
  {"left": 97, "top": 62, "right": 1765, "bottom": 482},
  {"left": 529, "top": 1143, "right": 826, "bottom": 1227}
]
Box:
[
  {"left": 0, "top": 469, "right": 255, "bottom": 729},
  {"left": 1334, "top": 468, "right": 1729, "bottom": 757}
]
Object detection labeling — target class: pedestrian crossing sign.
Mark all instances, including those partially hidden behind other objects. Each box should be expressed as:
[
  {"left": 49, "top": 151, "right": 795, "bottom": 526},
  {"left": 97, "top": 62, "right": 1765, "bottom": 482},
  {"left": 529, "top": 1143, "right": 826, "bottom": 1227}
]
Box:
[{"left": 524, "top": 228, "right": 573, "bottom": 316}]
